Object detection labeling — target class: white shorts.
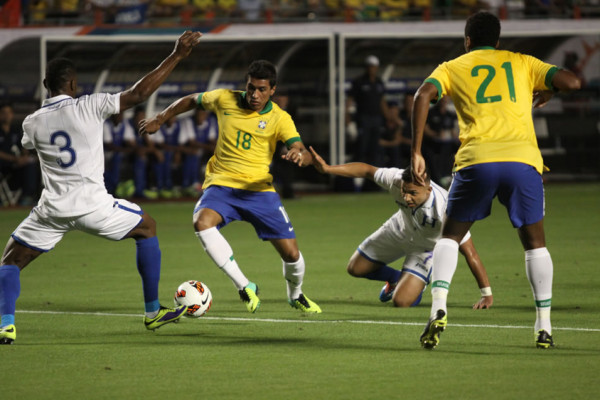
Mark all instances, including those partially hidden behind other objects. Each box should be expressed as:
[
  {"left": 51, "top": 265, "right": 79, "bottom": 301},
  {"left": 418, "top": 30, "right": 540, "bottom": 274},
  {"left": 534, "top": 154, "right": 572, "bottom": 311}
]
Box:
[
  {"left": 11, "top": 199, "right": 144, "bottom": 252},
  {"left": 358, "top": 220, "right": 433, "bottom": 284}
]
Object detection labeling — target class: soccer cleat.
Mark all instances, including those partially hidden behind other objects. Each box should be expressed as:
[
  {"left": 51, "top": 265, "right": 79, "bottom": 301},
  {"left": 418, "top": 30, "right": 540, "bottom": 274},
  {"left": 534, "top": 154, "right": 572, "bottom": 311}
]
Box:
[
  {"left": 535, "top": 329, "right": 555, "bottom": 349},
  {"left": 239, "top": 282, "right": 260, "bottom": 313},
  {"left": 144, "top": 305, "right": 187, "bottom": 331},
  {"left": 0, "top": 324, "right": 16, "bottom": 345},
  {"left": 288, "top": 293, "right": 322, "bottom": 314},
  {"left": 420, "top": 309, "right": 447, "bottom": 349},
  {"left": 379, "top": 280, "right": 399, "bottom": 303}
]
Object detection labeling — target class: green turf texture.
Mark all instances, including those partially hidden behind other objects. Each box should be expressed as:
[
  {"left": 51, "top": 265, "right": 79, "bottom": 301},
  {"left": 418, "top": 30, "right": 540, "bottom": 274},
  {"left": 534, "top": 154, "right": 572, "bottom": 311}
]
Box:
[{"left": 1, "top": 183, "right": 599, "bottom": 399}]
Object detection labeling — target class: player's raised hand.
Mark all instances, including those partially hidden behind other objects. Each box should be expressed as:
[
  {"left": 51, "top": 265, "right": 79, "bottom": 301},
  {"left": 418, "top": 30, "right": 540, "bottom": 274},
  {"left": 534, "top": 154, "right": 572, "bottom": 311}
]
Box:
[
  {"left": 309, "top": 146, "right": 330, "bottom": 174},
  {"left": 411, "top": 153, "right": 427, "bottom": 186},
  {"left": 139, "top": 117, "right": 161, "bottom": 136},
  {"left": 173, "top": 31, "right": 202, "bottom": 59}
]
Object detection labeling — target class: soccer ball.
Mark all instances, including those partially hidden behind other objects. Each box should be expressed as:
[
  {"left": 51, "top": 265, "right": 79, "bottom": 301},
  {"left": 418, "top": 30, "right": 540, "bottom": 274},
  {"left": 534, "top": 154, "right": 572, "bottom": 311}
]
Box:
[{"left": 174, "top": 280, "right": 213, "bottom": 317}]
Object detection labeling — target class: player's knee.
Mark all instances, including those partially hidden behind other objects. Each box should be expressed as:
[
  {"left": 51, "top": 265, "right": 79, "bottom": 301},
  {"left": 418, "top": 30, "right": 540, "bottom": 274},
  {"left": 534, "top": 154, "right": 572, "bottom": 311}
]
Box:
[
  {"left": 392, "top": 297, "right": 412, "bottom": 308},
  {"left": 280, "top": 249, "right": 300, "bottom": 263},
  {"left": 346, "top": 262, "right": 360, "bottom": 277}
]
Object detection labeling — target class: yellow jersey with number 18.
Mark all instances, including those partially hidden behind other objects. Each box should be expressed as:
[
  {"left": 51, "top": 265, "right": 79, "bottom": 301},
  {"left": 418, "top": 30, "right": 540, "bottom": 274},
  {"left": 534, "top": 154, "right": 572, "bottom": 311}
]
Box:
[
  {"left": 425, "top": 47, "right": 558, "bottom": 174},
  {"left": 198, "top": 89, "right": 302, "bottom": 192}
]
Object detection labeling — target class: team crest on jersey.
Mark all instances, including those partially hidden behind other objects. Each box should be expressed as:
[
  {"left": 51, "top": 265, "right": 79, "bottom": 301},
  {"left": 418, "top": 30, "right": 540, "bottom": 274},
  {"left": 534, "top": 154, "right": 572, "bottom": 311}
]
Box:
[{"left": 258, "top": 120, "right": 267, "bottom": 129}]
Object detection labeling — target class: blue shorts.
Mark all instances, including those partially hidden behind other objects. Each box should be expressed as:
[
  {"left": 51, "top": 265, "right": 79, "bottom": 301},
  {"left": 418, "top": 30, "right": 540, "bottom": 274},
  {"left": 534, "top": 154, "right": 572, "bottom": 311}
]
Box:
[
  {"left": 194, "top": 185, "right": 296, "bottom": 240},
  {"left": 446, "top": 162, "right": 544, "bottom": 228}
]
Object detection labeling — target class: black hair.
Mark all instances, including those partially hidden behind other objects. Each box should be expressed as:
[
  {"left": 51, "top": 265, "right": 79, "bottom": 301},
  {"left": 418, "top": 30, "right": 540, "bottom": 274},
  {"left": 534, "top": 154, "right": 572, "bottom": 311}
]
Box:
[
  {"left": 464, "top": 11, "right": 501, "bottom": 48},
  {"left": 401, "top": 165, "right": 430, "bottom": 184},
  {"left": 247, "top": 60, "right": 277, "bottom": 88},
  {"left": 45, "top": 58, "right": 76, "bottom": 93}
]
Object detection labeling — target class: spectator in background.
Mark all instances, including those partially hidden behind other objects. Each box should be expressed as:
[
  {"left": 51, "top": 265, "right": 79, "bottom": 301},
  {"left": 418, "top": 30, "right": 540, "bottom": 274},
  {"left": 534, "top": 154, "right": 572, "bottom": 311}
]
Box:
[
  {"left": 103, "top": 111, "right": 136, "bottom": 196},
  {"left": 0, "top": 103, "right": 38, "bottom": 206},
  {"left": 378, "top": 100, "right": 408, "bottom": 168},
  {"left": 150, "top": 115, "right": 190, "bottom": 198},
  {"left": 271, "top": 90, "right": 297, "bottom": 198},
  {"left": 127, "top": 106, "right": 159, "bottom": 199},
  {"left": 423, "top": 95, "right": 459, "bottom": 187},
  {"left": 181, "top": 108, "right": 218, "bottom": 196},
  {"left": 398, "top": 91, "right": 415, "bottom": 163},
  {"left": 237, "top": 0, "right": 263, "bottom": 20},
  {"left": 88, "top": 0, "right": 150, "bottom": 24},
  {"left": 347, "top": 55, "right": 392, "bottom": 190}
]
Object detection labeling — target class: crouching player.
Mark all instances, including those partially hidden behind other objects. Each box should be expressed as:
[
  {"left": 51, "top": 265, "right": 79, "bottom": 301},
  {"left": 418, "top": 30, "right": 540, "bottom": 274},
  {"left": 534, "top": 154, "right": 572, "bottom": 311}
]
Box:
[{"left": 310, "top": 146, "right": 493, "bottom": 309}]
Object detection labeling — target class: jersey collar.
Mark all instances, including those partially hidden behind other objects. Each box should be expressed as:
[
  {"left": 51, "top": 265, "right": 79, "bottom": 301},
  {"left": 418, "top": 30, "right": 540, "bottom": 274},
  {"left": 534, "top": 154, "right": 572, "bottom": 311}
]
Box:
[
  {"left": 42, "top": 94, "right": 72, "bottom": 108},
  {"left": 470, "top": 46, "right": 496, "bottom": 51},
  {"left": 240, "top": 91, "right": 273, "bottom": 115}
]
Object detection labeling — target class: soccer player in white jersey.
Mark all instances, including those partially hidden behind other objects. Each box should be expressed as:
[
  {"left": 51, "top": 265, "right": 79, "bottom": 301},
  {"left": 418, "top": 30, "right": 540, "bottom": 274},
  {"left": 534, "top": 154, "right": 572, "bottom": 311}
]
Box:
[
  {"left": 0, "top": 31, "right": 202, "bottom": 345},
  {"left": 310, "top": 147, "right": 493, "bottom": 309}
]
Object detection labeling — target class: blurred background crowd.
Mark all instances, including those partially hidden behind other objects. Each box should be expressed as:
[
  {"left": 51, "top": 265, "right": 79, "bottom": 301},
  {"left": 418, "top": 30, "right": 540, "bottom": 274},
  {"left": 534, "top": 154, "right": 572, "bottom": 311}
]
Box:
[{"left": 1, "top": 0, "right": 599, "bottom": 27}]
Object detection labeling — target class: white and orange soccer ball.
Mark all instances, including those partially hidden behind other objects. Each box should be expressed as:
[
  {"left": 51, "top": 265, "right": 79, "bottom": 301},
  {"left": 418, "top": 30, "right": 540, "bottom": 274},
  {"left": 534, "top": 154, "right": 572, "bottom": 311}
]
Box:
[{"left": 174, "top": 280, "right": 213, "bottom": 317}]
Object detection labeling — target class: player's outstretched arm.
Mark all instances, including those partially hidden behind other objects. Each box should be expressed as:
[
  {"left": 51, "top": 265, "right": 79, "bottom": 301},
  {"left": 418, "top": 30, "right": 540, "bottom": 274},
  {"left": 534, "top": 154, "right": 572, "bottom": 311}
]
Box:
[
  {"left": 139, "top": 93, "right": 199, "bottom": 135},
  {"left": 309, "top": 146, "right": 377, "bottom": 179},
  {"left": 534, "top": 69, "right": 582, "bottom": 109},
  {"left": 411, "top": 81, "right": 437, "bottom": 186},
  {"left": 459, "top": 237, "right": 494, "bottom": 310},
  {"left": 119, "top": 31, "right": 202, "bottom": 112}
]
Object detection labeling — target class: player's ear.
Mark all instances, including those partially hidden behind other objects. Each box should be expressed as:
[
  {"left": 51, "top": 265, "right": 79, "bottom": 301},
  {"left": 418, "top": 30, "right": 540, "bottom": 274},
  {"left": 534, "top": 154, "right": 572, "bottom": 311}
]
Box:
[{"left": 43, "top": 78, "right": 48, "bottom": 90}]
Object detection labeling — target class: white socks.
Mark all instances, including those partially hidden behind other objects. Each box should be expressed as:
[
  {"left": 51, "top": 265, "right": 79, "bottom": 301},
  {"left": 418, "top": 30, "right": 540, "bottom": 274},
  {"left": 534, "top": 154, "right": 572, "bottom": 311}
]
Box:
[
  {"left": 525, "top": 247, "right": 553, "bottom": 334},
  {"left": 196, "top": 227, "right": 249, "bottom": 290},
  {"left": 283, "top": 252, "right": 305, "bottom": 300},
  {"left": 430, "top": 238, "right": 459, "bottom": 318}
]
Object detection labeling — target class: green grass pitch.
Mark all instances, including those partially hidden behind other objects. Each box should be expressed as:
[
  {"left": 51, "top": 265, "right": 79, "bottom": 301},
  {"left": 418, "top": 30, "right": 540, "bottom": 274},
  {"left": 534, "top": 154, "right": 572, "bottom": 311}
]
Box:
[{"left": 1, "top": 183, "right": 599, "bottom": 399}]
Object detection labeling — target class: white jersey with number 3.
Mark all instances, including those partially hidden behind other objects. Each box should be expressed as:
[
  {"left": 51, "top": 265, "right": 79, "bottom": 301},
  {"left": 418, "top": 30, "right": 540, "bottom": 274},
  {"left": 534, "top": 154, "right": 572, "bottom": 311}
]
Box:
[{"left": 22, "top": 93, "right": 121, "bottom": 217}]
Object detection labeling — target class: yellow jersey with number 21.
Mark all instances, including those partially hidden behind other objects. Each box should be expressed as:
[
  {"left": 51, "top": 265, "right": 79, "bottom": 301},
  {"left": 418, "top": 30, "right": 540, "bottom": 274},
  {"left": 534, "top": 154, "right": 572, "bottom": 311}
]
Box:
[
  {"left": 198, "top": 89, "right": 302, "bottom": 192},
  {"left": 426, "top": 47, "right": 558, "bottom": 174}
]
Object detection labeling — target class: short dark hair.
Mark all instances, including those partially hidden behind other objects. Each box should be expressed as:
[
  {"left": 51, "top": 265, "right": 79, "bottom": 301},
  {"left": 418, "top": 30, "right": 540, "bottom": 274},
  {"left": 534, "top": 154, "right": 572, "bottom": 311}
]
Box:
[
  {"left": 247, "top": 60, "right": 277, "bottom": 88},
  {"left": 45, "top": 58, "right": 76, "bottom": 93},
  {"left": 401, "top": 165, "right": 430, "bottom": 185},
  {"left": 465, "top": 11, "right": 501, "bottom": 48}
]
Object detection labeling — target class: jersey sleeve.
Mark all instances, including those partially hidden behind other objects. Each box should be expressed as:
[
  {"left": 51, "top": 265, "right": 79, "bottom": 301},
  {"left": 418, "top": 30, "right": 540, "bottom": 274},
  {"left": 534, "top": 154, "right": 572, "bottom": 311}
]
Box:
[
  {"left": 424, "top": 62, "right": 450, "bottom": 102},
  {"left": 197, "top": 89, "right": 225, "bottom": 113},
  {"left": 96, "top": 93, "right": 121, "bottom": 119},
  {"left": 277, "top": 110, "right": 302, "bottom": 147},
  {"left": 21, "top": 117, "right": 34, "bottom": 150},
  {"left": 373, "top": 167, "right": 403, "bottom": 191},
  {"left": 523, "top": 54, "right": 559, "bottom": 91}
]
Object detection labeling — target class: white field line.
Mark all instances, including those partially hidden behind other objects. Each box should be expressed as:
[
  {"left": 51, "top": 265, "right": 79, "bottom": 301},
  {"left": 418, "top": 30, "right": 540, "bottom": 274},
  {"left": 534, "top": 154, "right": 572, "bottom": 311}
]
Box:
[{"left": 16, "top": 309, "right": 600, "bottom": 333}]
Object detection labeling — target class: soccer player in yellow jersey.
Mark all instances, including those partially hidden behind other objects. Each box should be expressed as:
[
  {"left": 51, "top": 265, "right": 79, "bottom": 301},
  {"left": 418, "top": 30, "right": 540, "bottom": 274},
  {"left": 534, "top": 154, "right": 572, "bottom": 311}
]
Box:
[
  {"left": 140, "top": 60, "right": 321, "bottom": 314},
  {"left": 410, "top": 11, "right": 580, "bottom": 349}
]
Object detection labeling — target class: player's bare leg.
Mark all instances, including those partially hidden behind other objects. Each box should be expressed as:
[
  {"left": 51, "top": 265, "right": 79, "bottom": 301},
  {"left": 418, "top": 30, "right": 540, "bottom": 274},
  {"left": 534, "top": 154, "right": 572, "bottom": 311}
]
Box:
[
  {"left": 518, "top": 219, "right": 554, "bottom": 348},
  {"left": 271, "top": 238, "right": 321, "bottom": 313},
  {"left": 346, "top": 251, "right": 402, "bottom": 302},
  {"left": 392, "top": 274, "right": 426, "bottom": 308}
]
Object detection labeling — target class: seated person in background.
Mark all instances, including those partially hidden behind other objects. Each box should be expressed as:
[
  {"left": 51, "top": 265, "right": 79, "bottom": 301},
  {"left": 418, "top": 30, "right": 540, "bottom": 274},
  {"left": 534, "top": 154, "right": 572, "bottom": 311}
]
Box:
[
  {"left": 0, "top": 103, "right": 39, "bottom": 206},
  {"left": 181, "top": 108, "right": 218, "bottom": 196},
  {"left": 103, "top": 111, "right": 136, "bottom": 196}
]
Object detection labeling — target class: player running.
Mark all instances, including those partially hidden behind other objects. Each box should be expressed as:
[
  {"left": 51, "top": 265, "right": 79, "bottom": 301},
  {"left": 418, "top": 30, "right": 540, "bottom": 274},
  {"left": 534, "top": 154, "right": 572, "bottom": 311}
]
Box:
[
  {"left": 411, "top": 11, "right": 581, "bottom": 349},
  {"left": 140, "top": 60, "right": 321, "bottom": 314},
  {"left": 0, "top": 31, "right": 202, "bottom": 345},
  {"left": 310, "top": 147, "right": 493, "bottom": 309}
]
